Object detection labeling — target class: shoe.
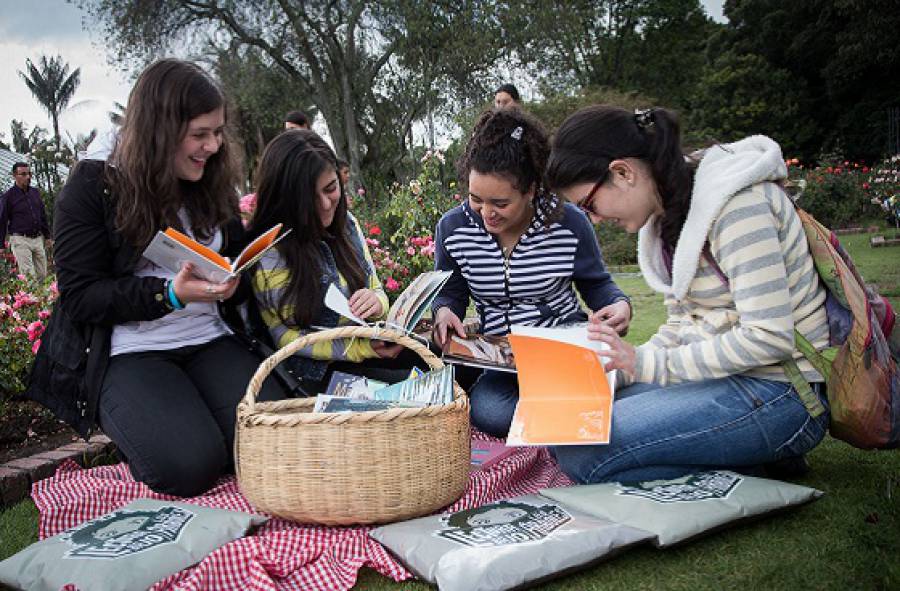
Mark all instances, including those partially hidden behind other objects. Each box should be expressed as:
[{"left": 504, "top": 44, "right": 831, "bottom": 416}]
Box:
[{"left": 762, "top": 455, "right": 810, "bottom": 480}]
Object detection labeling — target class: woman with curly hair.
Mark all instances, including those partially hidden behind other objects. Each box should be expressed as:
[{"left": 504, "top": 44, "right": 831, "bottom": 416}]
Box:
[{"left": 431, "top": 107, "right": 631, "bottom": 438}]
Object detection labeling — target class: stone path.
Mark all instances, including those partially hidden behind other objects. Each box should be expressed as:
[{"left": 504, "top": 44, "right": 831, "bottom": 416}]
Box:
[{"left": 0, "top": 434, "right": 115, "bottom": 507}]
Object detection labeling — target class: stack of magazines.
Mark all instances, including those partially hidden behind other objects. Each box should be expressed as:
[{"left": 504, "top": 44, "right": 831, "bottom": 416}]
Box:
[{"left": 312, "top": 365, "right": 455, "bottom": 413}]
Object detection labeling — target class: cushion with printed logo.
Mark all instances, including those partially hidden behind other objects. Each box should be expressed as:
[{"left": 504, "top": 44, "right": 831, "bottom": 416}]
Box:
[
  {"left": 369, "top": 494, "right": 652, "bottom": 591},
  {"left": 0, "top": 498, "right": 267, "bottom": 591},
  {"left": 540, "top": 470, "right": 823, "bottom": 547}
]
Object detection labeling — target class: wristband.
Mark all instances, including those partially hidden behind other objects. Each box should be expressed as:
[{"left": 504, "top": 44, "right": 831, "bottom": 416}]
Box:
[{"left": 167, "top": 280, "right": 185, "bottom": 310}]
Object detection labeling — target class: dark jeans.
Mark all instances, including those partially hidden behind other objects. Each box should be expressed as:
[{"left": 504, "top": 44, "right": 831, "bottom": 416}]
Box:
[{"left": 98, "top": 335, "right": 286, "bottom": 497}]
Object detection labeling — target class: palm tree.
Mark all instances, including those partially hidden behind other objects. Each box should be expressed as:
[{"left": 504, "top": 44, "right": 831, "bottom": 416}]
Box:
[{"left": 18, "top": 55, "right": 81, "bottom": 152}]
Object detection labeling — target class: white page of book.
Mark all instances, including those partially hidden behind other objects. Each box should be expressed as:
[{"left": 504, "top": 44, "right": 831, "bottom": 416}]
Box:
[{"left": 324, "top": 284, "right": 366, "bottom": 326}]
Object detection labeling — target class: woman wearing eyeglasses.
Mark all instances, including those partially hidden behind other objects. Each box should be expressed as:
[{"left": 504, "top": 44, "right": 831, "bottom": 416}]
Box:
[
  {"left": 545, "top": 105, "right": 831, "bottom": 483},
  {"left": 431, "top": 107, "right": 631, "bottom": 438}
]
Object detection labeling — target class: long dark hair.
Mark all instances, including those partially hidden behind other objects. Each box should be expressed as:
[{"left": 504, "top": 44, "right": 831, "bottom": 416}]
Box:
[
  {"left": 458, "top": 107, "right": 562, "bottom": 226},
  {"left": 249, "top": 130, "right": 365, "bottom": 327},
  {"left": 546, "top": 105, "right": 694, "bottom": 250},
  {"left": 107, "top": 59, "right": 240, "bottom": 248}
]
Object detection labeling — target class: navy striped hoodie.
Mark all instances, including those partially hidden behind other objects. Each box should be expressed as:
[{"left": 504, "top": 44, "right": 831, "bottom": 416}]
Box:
[{"left": 432, "top": 196, "right": 628, "bottom": 335}]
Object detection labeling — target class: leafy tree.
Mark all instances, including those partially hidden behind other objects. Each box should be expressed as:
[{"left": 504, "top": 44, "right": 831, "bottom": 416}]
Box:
[
  {"left": 688, "top": 51, "right": 816, "bottom": 156},
  {"left": 212, "top": 44, "right": 316, "bottom": 187},
  {"left": 17, "top": 55, "right": 82, "bottom": 152},
  {"left": 501, "top": 0, "right": 717, "bottom": 109},
  {"left": 9, "top": 120, "right": 50, "bottom": 156},
  {"left": 713, "top": 0, "right": 900, "bottom": 161},
  {"left": 77, "top": 0, "right": 503, "bottom": 187}
]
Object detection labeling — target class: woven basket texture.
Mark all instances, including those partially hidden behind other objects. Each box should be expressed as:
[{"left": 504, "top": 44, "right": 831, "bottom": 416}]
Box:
[{"left": 235, "top": 325, "right": 470, "bottom": 525}]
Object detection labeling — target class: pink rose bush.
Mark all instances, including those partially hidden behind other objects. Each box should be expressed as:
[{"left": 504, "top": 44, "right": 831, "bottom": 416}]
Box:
[{"left": 1, "top": 253, "right": 57, "bottom": 397}]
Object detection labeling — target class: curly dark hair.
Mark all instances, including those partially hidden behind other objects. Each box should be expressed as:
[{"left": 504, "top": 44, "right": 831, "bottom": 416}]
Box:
[{"left": 457, "top": 107, "right": 562, "bottom": 226}]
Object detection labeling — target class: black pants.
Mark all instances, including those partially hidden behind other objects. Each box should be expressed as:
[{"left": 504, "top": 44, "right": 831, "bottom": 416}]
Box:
[{"left": 98, "top": 335, "right": 286, "bottom": 497}]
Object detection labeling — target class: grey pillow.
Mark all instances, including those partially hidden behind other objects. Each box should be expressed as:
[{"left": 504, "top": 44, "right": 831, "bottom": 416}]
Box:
[
  {"left": 369, "top": 494, "right": 652, "bottom": 591},
  {"left": 540, "top": 470, "right": 823, "bottom": 547},
  {"left": 0, "top": 498, "right": 267, "bottom": 591}
]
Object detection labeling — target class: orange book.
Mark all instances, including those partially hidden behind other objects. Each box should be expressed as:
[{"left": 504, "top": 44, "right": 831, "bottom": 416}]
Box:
[
  {"left": 142, "top": 223, "right": 290, "bottom": 283},
  {"left": 506, "top": 325, "right": 615, "bottom": 446}
]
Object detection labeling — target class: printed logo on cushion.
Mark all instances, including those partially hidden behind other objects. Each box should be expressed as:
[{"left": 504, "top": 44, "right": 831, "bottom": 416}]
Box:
[
  {"left": 61, "top": 505, "right": 194, "bottom": 559},
  {"left": 616, "top": 471, "right": 742, "bottom": 503},
  {"left": 436, "top": 500, "right": 571, "bottom": 547}
]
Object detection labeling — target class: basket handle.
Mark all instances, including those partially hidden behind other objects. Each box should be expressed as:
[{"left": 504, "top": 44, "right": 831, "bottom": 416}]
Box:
[{"left": 242, "top": 325, "right": 445, "bottom": 411}]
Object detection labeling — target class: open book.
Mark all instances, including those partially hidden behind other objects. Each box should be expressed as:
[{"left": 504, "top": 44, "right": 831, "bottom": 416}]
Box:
[
  {"left": 506, "top": 324, "right": 617, "bottom": 446},
  {"left": 142, "top": 223, "right": 290, "bottom": 283},
  {"left": 443, "top": 334, "right": 516, "bottom": 373},
  {"left": 324, "top": 270, "right": 452, "bottom": 333}
]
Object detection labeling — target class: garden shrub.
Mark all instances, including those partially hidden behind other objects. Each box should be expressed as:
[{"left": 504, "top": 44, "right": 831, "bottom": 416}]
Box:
[
  {"left": 793, "top": 159, "right": 882, "bottom": 229},
  {"left": 865, "top": 155, "right": 900, "bottom": 228},
  {"left": 364, "top": 150, "right": 461, "bottom": 292},
  {"left": 0, "top": 251, "right": 57, "bottom": 402},
  {"left": 594, "top": 222, "right": 638, "bottom": 266}
]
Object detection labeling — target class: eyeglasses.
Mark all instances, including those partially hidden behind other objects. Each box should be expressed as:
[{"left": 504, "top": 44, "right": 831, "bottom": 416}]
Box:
[{"left": 576, "top": 179, "right": 604, "bottom": 214}]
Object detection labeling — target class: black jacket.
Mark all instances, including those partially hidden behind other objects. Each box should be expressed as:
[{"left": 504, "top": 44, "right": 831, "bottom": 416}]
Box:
[{"left": 24, "top": 160, "right": 254, "bottom": 438}]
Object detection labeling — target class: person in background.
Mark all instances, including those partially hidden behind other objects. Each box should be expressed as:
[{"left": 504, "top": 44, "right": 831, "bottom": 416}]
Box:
[
  {"left": 0, "top": 162, "right": 51, "bottom": 280},
  {"left": 431, "top": 107, "right": 631, "bottom": 437},
  {"left": 26, "top": 59, "right": 287, "bottom": 497},
  {"left": 545, "top": 105, "right": 831, "bottom": 483},
  {"left": 493, "top": 83, "right": 521, "bottom": 109},
  {"left": 284, "top": 110, "right": 311, "bottom": 130},
  {"left": 337, "top": 158, "right": 353, "bottom": 207},
  {"left": 249, "top": 130, "right": 421, "bottom": 393}
]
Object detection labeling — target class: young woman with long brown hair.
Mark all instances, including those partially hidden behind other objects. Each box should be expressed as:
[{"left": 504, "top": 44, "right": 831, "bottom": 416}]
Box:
[{"left": 27, "top": 59, "right": 286, "bottom": 497}]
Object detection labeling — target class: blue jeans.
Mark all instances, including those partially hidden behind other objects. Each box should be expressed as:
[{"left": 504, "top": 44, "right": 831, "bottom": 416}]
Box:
[
  {"left": 551, "top": 376, "right": 830, "bottom": 484},
  {"left": 469, "top": 370, "right": 520, "bottom": 438}
]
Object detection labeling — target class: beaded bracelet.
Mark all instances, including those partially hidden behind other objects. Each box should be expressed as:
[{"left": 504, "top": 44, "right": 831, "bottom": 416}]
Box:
[{"left": 167, "top": 280, "right": 185, "bottom": 310}]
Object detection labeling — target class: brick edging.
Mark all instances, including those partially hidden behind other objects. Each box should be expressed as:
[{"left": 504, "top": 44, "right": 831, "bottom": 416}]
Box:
[{"left": 0, "top": 434, "right": 115, "bottom": 507}]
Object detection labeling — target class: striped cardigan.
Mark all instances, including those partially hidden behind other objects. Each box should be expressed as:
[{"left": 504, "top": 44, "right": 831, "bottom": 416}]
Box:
[
  {"left": 633, "top": 136, "right": 828, "bottom": 386},
  {"left": 432, "top": 196, "right": 628, "bottom": 335},
  {"left": 251, "top": 214, "right": 388, "bottom": 380}
]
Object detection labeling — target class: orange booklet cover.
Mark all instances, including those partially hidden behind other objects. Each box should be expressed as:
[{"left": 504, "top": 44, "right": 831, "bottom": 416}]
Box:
[
  {"left": 506, "top": 326, "right": 614, "bottom": 446},
  {"left": 142, "top": 223, "right": 290, "bottom": 283}
]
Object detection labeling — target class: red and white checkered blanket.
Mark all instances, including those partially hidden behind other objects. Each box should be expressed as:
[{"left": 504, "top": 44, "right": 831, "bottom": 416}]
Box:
[{"left": 31, "top": 435, "right": 573, "bottom": 591}]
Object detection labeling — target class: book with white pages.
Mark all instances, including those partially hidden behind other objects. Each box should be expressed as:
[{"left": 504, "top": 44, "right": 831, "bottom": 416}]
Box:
[{"left": 324, "top": 270, "right": 452, "bottom": 334}]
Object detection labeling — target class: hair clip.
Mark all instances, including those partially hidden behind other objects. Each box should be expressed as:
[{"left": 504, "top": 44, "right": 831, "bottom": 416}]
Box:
[
  {"left": 510, "top": 126, "right": 524, "bottom": 141},
  {"left": 634, "top": 108, "right": 655, "bottom": 130}
]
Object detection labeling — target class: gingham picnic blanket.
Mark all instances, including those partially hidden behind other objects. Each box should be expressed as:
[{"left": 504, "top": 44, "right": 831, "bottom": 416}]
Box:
[{"left": 31, "top": 434, "right": 573, "bottom": 591}]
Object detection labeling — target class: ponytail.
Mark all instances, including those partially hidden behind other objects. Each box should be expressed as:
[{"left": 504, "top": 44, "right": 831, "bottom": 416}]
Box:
[{"left": 547, "top": 105, "right": 695, "bottom": 250}]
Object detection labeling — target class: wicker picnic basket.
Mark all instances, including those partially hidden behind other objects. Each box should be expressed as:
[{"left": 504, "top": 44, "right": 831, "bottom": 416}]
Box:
[{"left": 235, "top": 325, "right": 471, "bottom": 525}]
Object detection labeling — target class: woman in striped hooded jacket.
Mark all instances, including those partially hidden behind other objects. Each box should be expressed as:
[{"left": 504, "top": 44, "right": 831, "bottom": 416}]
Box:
[{"left": 545, "top": 105, "right": 831, "bottom": 483}]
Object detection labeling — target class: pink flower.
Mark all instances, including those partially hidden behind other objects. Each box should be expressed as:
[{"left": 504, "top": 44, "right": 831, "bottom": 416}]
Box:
[
  {"left": 420, "top": 243, "right": 435, "bottom": 257},
  {"left": 385, "top": 277, "right": 400, "bottom": 291},
  {"left": 357, "top": 187, "right": 366, "bottom": 196},
  {"left": 32, "top": 339, "right": 41, "bottom": 354},
  {"left": 16, "top": 274, "right": 26, "bottom": 281},
  {"left": 13, "top": 325, "right": 26, "bottom": 333},
  {"left": 50, "top": 282, "right": 59, "bottom": 295},
  {"left": 27, "top": 320, "right": 44, "bottom": 341},
  {"left": 365, "top": 237, "right": 379, "bottom": 247},
  {"left": 239, "top": 193, "right": 257, "bottom": 214},
  {"left": 406, "top": 246, "right": 416, "bottom": 256},
  {"left": 38, "top": 309, "right": 51, "bottom": 320}
]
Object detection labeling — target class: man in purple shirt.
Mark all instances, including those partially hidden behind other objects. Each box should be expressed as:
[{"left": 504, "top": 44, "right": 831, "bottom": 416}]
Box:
[{"left": 0, "top": 162, "right": 51, "bottom": 280}]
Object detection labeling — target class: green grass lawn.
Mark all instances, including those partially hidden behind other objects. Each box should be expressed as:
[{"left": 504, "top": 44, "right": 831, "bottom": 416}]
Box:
[{"left": 2, "top": 231, "right": 899, "bottom": 590}]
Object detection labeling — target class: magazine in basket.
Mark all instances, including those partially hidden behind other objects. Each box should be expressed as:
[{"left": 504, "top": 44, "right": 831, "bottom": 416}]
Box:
[
  {"left": 313, "top": 366, "right": 453, "bottom": 412},
  {"left": 324, "top": 270, "right": 452, "bottom": 333},
  {"left": 142, "top": 223, "right": 290, "bottom": 283},
  {"left": 506, "top": 324, "right": 617, "bottom": 446}
]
